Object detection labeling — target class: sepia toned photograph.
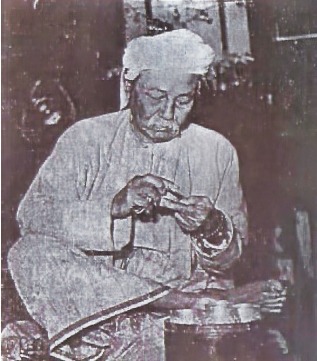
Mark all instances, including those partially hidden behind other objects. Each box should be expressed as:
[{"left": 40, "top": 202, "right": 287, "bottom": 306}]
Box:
[{"left": 1, "top": 0, "right": 316, "bottom": 360}]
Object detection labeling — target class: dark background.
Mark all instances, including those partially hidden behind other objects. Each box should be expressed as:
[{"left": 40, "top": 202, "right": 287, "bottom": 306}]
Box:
[{"left": 2, "top": 1, "right": 317, "bottom": 359}]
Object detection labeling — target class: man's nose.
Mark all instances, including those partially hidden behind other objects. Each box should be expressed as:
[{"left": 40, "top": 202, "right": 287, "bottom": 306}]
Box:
[{"left": 160, "top": 98, "right": 175, "bottom": 120}]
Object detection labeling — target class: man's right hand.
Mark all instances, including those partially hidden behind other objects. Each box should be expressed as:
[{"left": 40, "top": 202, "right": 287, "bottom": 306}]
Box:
[{"left": 111, "top": 174, "right": 179, "bottom": 219}]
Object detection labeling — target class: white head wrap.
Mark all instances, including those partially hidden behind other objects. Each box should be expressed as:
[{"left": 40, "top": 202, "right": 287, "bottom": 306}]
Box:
[{"left": 120, "top": 29, "right": 215, "bottom": 109}]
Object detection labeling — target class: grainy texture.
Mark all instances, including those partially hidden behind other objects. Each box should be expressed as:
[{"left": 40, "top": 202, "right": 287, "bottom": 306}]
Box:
[{"left": 2, "top": 1, "right": 317, "bottom": 361}]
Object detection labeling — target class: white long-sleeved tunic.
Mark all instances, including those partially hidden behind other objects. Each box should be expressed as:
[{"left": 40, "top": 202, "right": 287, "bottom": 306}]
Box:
[{"left": 9, "top": 109, "right": 248, "bottom": 349}]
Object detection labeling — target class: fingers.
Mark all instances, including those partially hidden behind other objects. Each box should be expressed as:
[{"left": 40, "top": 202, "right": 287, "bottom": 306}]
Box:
[
  {"left": 177, "top": 210, "right": 208, "bottom": 230},
  {"left": 161, "top": 195, "right": 211, "bottom": 216},
  {"left": 229, "top": 281, "right": 287, "bottom": 306},
  {"left": 261, "top": 295, "right": 286, "bottom": 304},
  {"left": 129, "top": 175, "right": 214, "bottom": 228},
  {"left": 181, "top": 196, "right": 213, "bottom": 208},
  {"left": 134, "top": 187, "right": 161, "bottom": 207},
  {"left": 161, "top": 178, "right": 180, "bottom": 194},
  {"left": 261, "top": 300, "right": 285, "bottom": 308},
  {"left": 261, "top": 302, "right": 285, "bottom": 311},
  {"left": 265, "top": 279, "right": 285, "bottom": 293},
  {"left": 141, "top": 185, "right": 161, "bottom": 206},
  {"left": 116, "top": 175, "right": 180, "bottom": 219},
  {"left": 261, "top": 307, "right": 283, "bottom": 314},
  {"left": 260, "top": 290, "right": 286, "bottom": 314},
  {"left": 175, "top": 213, "right": 191, "bottom": 229},
  {"left": 175, "top": 213, "right": 201, "bottom": 232},
  {"left": 160, "top": 197, "right": 188, "bottom": 212},
  {"left": 143, "top": 174, "right": 179, "bottom": 195},
  {"left": 171, "top": 197, "right": 213, "bottom": 232},
  {"left": 131, "top": 185, "right": 161, "bottom": 215},
  {"left": 261, "top": 301, "right": 285, "bottom": 312}
]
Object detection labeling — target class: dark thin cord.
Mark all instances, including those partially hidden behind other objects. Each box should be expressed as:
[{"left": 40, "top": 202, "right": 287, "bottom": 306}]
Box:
[
  {"left": 218, "top": 0, "right": 228, "bottom": 52},
  {"left": 144, "top": 0, "right": 153, "bottom": 23}
]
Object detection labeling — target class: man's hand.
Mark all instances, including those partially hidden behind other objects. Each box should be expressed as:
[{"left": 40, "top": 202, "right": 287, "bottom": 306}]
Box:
[
  {"left": 162, "top": 196, "right": 214, "bottom": 232},
  {"left": 227, "top": 280, "right": 287, "bottom": 314},
  {"left": 111, "top": 174, "right": 179, "bottom": 219}
]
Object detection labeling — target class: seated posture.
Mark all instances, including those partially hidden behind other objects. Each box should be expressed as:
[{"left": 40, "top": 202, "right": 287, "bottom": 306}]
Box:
[{"left": 8, "top": 30, "right": 285, "bottom": 360}]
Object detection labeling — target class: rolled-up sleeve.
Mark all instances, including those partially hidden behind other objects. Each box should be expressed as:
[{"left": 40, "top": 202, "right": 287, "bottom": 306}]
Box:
[
  {"left": 197, "top": 142, "right": 248, "bottom": 272},
  {"left": 215, "top": 145, "right": 248, "bottom": 244}
]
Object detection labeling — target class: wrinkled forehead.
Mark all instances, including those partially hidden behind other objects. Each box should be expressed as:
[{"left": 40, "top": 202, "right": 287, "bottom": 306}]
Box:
[{"left": 137, "top": 69, "right": 200, "bottom": 94}]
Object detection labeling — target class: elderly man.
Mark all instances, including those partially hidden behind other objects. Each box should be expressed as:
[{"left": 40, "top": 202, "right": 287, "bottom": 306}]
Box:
[{"left": 8, "top": 30, "right": 285, "bottom": 360}]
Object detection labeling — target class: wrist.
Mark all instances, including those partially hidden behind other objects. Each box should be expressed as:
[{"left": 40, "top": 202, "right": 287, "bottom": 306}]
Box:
[{"left": 190, "top": 208, "right": 234, "bottom": 259}]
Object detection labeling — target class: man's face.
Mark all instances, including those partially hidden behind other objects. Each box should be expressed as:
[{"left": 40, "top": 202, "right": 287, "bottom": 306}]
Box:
[{"left": 129, "top": 69, "right": 199, "bottom": 142}]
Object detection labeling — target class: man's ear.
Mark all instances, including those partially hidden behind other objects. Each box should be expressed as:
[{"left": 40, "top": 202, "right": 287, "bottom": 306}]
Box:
[
  {"left": 196, "top": 79, "right": 202, "bottom": 97},
  {"left": 124, "top": 80, "right": 133, "bottom": 94},
  {"left": 121, "top": 79, "right": 133, "bottom": 110},
  {"left": 120, "top": 75, "right": 139, "bottom": 109}
]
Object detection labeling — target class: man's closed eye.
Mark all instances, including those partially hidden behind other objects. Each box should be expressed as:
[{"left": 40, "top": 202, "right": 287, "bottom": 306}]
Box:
[
  {"left": 145, "top": 89, "right": 166, "bottom": 101},
  {"left": 176, "top": 94, "right": 194, "bottom": 106}
]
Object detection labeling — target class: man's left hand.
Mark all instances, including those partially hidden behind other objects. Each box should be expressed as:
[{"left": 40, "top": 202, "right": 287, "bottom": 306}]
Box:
[
  {"left": 162, "top": 196, "right": 213, "bottom": 232},
  {"left": 227, "top": 280, "right": 287, "bottom": 314}
]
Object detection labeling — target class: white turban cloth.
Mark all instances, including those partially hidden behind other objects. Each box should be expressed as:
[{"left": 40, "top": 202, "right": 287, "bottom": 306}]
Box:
[{"left": 120, "top": 29, "right": 215, "bottom": 109}]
